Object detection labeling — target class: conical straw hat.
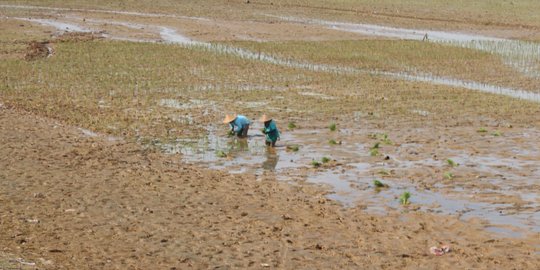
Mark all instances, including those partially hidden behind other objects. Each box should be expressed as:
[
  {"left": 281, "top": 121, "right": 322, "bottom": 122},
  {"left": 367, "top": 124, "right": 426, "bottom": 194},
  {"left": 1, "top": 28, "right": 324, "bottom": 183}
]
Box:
[
  {"left": 259, "top": 114, "right": 272, "bottom": 122},
  {"left": 223, "top": 114, "right": 236, "bottom": 123}
]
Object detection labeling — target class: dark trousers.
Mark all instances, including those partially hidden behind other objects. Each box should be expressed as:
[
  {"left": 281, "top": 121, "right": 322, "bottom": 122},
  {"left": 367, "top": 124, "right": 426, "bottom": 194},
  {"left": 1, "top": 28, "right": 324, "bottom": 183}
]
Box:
[
  {"left": 238, "top": 124, "right": 249, "bottom": 138},
  {"left": 265, "top": 140, "right": 276, "bottom": 147}
]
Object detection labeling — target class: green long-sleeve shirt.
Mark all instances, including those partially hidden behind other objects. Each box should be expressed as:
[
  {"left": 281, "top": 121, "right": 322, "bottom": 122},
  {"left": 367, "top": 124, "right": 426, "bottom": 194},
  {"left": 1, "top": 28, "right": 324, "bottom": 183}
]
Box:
[{"left": 263, "top": 120, "right": 280, "bottom": 142}]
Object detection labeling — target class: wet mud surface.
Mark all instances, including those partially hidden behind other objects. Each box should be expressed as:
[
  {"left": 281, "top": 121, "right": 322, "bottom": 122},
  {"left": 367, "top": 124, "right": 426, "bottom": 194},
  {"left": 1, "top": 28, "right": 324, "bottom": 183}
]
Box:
[
  {"left": 163, "top": 123, "right": 539, "bottom": 238},
  {"left": 1, "top": 2, "right": 540, "bottom": 268},
  {"left": 1, "top": 108, "right": 539, "bottom": 269}
]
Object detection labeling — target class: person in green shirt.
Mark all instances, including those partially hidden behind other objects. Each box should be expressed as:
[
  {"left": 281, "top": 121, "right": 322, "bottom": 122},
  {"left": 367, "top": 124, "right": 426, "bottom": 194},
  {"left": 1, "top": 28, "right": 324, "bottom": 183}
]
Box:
[{"left": 260, "top": 115, "right": 280, "bottom": 147}]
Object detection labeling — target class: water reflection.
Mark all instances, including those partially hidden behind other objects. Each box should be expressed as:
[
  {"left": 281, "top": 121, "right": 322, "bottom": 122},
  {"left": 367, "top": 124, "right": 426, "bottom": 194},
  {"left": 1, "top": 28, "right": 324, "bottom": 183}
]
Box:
[
  {"left": 262, "top": 148, "right": 279, "bottom": 171},
  {"left": 228, "top": 137, "right": 249, "bottom": 154}
]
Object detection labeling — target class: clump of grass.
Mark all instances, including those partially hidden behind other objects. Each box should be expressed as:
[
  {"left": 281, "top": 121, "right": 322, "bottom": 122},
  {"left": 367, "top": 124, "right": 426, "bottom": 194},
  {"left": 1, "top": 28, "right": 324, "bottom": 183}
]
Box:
[
  {"left": 311, "top": 160, "right": 321, "bottom": 167},
  {"left": 378, "top": 169, "right": 391, "bottom": 176},
  {"left": 477, "top": 127, "right": 488, "bottom": 133},
  {"left": 286, "top": 145, "right": 300, "bottom": 152},
  {"left": 228, "top": 130, "right": 236, "bottom": 137},
  {"left": 446, "top": 159, "right": 458, "bottom": 167},
  {"left": 288, "top": 122, "right": 297, "bottom": 130},
  {"left": 329, "top": 123, "right": 337, "bottom": 131},
  {"left": 399, "top": 191, "right": 411, "bottom": 205},
  {"left": 373, "top": 179, "right": 389, "bottom": 188},
  {"left": 492, "top": 130, "right": 502, "bottom": 136},
  {"left": 443, "top": 172, "right": 454, "bottom": 180},
  {"left": 328, "top": 139, "right": 337, "bottom": 145},
  {"left": 216, "top": 150, "right": 227, "bottom": 158},
  {"left": 372, "top": 142, "right": 380, "bottom": 149},
  {"left": 370, "top": 148, "right": 379, "bottom": 156},
  {"left": 321, "top": 157, "right": 331, "bottom": 163}
]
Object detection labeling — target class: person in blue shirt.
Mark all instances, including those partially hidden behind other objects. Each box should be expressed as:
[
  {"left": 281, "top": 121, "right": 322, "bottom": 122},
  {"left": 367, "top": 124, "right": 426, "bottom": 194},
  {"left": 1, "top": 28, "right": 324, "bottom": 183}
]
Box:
[
  {"left": 223, "top": 114, "right": 251, "bottom": 138},
  {"left": 260, "top": 115, "right": 280, "bottom": 147}
]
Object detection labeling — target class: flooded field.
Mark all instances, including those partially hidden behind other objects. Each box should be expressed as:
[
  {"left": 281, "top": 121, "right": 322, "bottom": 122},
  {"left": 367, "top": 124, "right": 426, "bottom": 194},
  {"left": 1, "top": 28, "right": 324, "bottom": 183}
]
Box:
[
  {"left": 155, "top": 123, "right": 539, "bottom": 238},
  {"left": 1, "top": 1, "right": 539, "bottom": 269}
]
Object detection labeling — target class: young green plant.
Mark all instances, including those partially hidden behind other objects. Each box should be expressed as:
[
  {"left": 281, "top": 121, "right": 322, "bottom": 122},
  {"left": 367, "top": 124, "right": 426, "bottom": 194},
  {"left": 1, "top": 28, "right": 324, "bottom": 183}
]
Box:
[
  {"left": 399, "top": 191, "right": 411, "bottom": 205},
  {"left": 373, "top": 179, "right": 389, "bottom": 188},
  {"left": 329, "top": 123, "right": 337, "bottom": 131}
]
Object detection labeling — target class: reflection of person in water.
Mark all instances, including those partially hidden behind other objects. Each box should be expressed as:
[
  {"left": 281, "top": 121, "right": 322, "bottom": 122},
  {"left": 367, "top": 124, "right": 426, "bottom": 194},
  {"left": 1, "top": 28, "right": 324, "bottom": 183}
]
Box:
[
  {"left": 262, "top": 150, "right": 279, "bottom": 171},
  {"left": 226, "top": 136, "right": 249, "bottom": 158}
]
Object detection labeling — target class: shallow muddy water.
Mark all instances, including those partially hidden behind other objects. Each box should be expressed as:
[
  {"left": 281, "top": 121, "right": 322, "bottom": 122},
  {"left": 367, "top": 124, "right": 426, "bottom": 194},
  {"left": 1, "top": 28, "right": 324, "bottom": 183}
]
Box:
[
  {"left": 158, "top": 126, "right": 539, "bottom": 237},
  {"left": 12, "top": 17, "right": 90, "bottom": 33}
]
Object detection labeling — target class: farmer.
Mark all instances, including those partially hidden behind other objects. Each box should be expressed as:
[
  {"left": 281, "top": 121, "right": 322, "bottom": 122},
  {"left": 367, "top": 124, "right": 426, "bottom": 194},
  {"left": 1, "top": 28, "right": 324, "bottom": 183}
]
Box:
[
  {"left": 260, "top": 115, "right": 280, "bottom": 147},
  {"left": 223, "top": 114, "right": 251, "bottom": 138}
]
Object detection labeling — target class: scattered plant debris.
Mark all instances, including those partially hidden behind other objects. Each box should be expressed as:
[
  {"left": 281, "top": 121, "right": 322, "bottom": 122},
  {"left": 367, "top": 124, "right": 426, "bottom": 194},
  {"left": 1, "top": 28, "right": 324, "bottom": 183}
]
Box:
[
  {"left": 287, "top": 122, "right": 297, "bottom": 130},
  {"left": 25, "top": 41, "right": 52, "bottom": 60},
  {"left": 286, "top": 145, "right": 300, "bottom": 152},
  {"left": 430, "top": 245, "right": 451, "bottom": 256}
]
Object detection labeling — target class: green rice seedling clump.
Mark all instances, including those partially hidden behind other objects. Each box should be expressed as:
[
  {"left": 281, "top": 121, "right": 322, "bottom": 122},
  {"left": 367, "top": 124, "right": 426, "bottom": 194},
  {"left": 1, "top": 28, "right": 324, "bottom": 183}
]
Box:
[
  {"left": 329, "top": 123, "right": 337, "bottom": 131},
  {"left": 399, "top": 191, "right": 411, "bottom": 205},
  {"left": 286, "top": 145, "right": 300, "bottom": 152},
  {"left": 446, "top": 158, "right": 458, "bottom": 167},
  {"left": 216, "top": 150, "right": 227, "bottom": 158},
  {"left": 373, "top": 179, "right": 389, "bottom": 188}
]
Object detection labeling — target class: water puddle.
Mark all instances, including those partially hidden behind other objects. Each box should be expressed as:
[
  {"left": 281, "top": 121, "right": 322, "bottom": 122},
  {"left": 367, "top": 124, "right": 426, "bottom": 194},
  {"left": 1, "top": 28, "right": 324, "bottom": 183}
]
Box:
[
  {"left": 269, "top": 15, "right": 503, "bottom": 42},
  {"left": 299, "top": 91, "right": 336, "bottom": 100},
  {"left": 410, "top": 109, "right": 430, "bottom": 116},
  {"left": 159, "top": 98, "right": 215, "bottom": 110},
  {"left": 12, "top": 17, "right": 90, "bottom": 33},
  {"left": 79, "top": 127, "right": 99, "bottom": 137}
]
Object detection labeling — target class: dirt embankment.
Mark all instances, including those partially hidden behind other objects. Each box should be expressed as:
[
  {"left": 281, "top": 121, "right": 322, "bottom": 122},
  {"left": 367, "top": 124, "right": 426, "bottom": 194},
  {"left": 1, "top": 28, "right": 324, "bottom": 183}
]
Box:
[{"left": 0, "top": 106, "right": 538, "bottom": 269}]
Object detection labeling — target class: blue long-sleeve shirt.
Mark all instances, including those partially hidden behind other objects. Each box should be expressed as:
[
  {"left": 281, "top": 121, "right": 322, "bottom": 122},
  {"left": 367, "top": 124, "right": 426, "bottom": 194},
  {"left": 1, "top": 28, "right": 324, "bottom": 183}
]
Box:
[
  {"left": 229, "top": 115, "right": 251, "bottom": 134},
  {"left": 263, "top": 120, "right": 280, "bottom": 142}
]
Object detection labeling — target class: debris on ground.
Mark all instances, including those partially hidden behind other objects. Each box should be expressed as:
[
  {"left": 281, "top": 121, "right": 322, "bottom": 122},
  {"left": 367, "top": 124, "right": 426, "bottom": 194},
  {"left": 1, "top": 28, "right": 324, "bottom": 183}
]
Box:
[
  {"left": 430, "top": 245, "right": 451, "bottom": 256},
  {"left": 25, "top": 41, "right": 52, "bottom": 60}
]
